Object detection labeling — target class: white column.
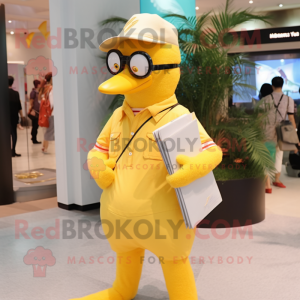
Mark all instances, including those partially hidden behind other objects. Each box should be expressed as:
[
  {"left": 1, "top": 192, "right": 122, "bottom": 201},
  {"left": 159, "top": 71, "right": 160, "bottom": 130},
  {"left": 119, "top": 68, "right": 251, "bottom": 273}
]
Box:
[{"left": 49, "top": 0, "right": 140, "bottom": 206}]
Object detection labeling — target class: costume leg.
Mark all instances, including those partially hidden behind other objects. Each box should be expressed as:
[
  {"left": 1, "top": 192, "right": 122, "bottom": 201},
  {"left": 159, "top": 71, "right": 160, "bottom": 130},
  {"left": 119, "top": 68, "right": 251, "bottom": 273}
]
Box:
[
  {"left": 161, "top": 258, "right": 198, "bottom": 300},
  {"left": 70, "top": 248, "right": 145, "bottom": 300},
  {"left": 136, "top": 209, "right": 197, "bottom": 300}
]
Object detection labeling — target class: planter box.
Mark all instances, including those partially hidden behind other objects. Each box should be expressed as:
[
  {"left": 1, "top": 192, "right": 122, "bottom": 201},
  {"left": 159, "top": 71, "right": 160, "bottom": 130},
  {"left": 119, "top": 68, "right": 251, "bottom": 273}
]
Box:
[{"left": 198, "top": 177, "right": 265, "bottom": 228}]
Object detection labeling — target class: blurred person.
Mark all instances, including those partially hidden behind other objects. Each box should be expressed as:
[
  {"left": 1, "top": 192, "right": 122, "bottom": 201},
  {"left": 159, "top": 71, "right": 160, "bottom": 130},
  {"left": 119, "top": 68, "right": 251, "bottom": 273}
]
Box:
[
  {"left": 8, "top": 76, "right": 23, "bottom": 157},
  {"left": 262, "top": 76, "right": 299, "bottom": 191},
  {"left": 259, "top": 83, "right": 273, "bottom": 100},
  {"left": 17, "top": 122, "right": 25, "bottom": 130},
  {"left": 28, "top": 80, "right": 41, "bottom": 144},
  {"left": 293, "top": 88, "right": 300, "bottom": 125},
  {"left": 38, "top": 73, "right": 54, "bottom": 154},
  {"left": 258, "top": 83, "right": 275, "bottom": 192},
  {"left": 288, "top": 120, "right": 300, "bottom": 174},
  {"left": 298, "top": 120, "right": 300, "bottom": 148},
  {"left": 295, "top": 119, "right": 300, "bottom": 154}
]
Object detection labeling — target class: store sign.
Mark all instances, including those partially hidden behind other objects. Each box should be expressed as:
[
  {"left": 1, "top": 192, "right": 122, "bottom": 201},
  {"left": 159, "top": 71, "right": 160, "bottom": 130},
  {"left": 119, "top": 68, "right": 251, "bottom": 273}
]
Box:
[
  {"left": 270, "top": 31, "right": 300, "bottom": 39},
  {"left": 237, "top": 26, "right": 300, "bottom": 45}
]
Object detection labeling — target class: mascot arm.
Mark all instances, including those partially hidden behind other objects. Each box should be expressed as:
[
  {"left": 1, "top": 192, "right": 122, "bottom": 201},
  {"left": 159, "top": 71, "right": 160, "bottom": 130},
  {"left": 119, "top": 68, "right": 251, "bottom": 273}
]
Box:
[
  {"left": 166, "top": 119, "right": 222, "bottom": 188},
  {"left": 87, "top": 116, "right": 116, "bottom": 190}
]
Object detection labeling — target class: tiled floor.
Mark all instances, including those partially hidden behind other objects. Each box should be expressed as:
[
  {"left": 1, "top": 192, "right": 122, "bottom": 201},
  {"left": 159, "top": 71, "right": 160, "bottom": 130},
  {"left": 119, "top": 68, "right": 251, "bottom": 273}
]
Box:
[
  {"left": 0, "top": 166, "right": 299, "bottom": 300},
  {"left": 0, "top": 198, "right": 58, "bottom": 218},
  {"left": 12, "top": 127, "right": 56, "bottom": 175}
]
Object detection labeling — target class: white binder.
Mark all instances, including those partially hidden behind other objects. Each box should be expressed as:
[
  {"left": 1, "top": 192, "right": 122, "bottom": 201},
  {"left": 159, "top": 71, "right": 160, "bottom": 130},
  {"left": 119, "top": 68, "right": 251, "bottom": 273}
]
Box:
[{"left": 153, "top": 114, "right": 222, "bottom": 229}]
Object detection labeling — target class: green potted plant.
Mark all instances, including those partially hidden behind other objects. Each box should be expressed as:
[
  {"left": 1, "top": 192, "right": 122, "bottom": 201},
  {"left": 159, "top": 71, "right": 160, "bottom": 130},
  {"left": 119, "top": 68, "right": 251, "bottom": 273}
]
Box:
[{"left": 100, "top": 0, "right": 275, "bottom": 227}]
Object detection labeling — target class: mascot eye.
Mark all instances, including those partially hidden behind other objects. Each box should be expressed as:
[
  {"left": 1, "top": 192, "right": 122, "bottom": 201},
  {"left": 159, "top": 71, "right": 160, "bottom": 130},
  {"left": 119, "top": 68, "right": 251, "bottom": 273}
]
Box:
[
  {"left": 107, "top": 52, "right": 121, "bottom": 74},
  {"left": 132, "top": 66, "right": 138, "bottom": 73},
  {"left": 129, "top": 54, "right": 149, "bottom": 77},
  {"left": 43, "top": 67, "right": 47, "bottom": 70},
  {"left": 35, "top": 67, "right": 39, "bottom": 70}
]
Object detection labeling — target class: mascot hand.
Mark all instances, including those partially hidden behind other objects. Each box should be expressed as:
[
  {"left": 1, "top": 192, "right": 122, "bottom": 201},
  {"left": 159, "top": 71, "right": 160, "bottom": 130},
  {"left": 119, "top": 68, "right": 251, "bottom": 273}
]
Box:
[
  {"left": 87, "top": 152, "right": 116, "bottom": 189},
  {"left": 166, "top": 146, "right": 222, "bottom": 188}
]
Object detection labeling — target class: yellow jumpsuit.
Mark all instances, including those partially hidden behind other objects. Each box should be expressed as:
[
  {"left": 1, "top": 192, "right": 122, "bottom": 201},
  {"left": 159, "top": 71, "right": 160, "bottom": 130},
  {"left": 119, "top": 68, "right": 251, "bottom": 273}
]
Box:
[{"left": 86, "top": 95, "right": 221, "bottom": 300}]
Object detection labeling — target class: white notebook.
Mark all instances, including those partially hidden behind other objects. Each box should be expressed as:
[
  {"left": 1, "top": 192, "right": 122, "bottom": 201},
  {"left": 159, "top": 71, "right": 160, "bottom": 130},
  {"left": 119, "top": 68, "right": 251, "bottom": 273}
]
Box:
[{"left": 153, "top": 114, "right": 222, "bottom": 229}]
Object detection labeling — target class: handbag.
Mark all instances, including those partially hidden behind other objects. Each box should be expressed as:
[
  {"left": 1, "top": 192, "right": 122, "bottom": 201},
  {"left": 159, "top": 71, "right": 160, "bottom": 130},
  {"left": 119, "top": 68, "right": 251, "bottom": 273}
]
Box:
[
  {"left": 38, "top": 99, "right": 52, "bottom": 128},
  {"left": 272, "top": 94, "right": 299, "bottom": 151},
  {"left": 276, "top": 122, "right": 298, "bottom": 151},
  {"left": 20, "top": 116, "right": 31, "bottom": 127}
]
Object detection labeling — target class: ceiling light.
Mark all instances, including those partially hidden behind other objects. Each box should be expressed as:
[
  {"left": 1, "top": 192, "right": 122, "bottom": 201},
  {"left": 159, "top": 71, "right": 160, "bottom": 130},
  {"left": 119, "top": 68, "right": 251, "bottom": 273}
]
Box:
[
  {"left": 279, "top": 4, "right": 283, "bottom": 7},
  {"left": 281, "top": 59, "right": 284, "bottom": 62},
  {"left": 196, "top": 6, "right": 199, "bottom": 10},
  {"left": 249, "top": 0, "right": 253, "bottom": 3},
  {"left": 10, "top": 31, "right": 14, "bottom": 35},
  {"left": 8, "top": 20, "right": 12, "bottom": 23}
]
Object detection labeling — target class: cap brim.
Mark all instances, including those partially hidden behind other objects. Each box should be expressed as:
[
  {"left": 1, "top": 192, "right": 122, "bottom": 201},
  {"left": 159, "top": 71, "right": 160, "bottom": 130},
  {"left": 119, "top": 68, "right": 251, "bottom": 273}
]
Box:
[{"left": 99, "top": 36, "right": 166, "bottom": 52}]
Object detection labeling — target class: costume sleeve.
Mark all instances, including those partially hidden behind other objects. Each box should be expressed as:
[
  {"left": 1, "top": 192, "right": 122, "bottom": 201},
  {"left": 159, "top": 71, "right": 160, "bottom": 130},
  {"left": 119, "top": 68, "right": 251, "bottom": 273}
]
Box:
[
  {"left": 197, "top": 119, "right": 217, "bottom": 151},
  {"left": 93, "top": 116, "right": 113, "bottom": 154},
  {"left": 287, "top": 96, "right": 295, "bottom": 115}
]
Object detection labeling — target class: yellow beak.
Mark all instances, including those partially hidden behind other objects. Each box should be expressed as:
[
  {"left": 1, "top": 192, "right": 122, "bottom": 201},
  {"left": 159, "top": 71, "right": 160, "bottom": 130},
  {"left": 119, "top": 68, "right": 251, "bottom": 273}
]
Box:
[{"left": 98, "top": 67, "right": 152, "bottom": 95}]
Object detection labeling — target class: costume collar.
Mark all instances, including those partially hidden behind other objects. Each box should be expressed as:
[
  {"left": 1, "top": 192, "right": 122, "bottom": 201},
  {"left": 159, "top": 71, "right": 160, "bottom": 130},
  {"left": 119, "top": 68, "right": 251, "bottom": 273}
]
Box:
[{"left": 119, "top": 94, "right": 178, "bottom": 123}]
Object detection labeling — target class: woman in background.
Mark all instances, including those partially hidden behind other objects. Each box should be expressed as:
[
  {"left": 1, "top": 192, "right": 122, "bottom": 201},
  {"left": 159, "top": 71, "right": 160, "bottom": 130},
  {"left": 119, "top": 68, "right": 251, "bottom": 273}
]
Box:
[
  {"left": 259, "top": 83, "right": 273, "bottom": 100},
  {"left": 39, "top": 72, "right": 54, "bottom": 154},
  {"left": 259, "top": 83, "right": 276, "bottom": 193},
  {"left": 29, "top": 79, "right": 41, "bottom": 144}
]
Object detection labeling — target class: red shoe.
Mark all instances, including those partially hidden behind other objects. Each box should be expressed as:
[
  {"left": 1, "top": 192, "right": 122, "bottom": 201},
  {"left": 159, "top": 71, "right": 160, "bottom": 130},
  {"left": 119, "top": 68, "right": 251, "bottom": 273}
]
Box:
[
  {"left": 273, "top": 182, "right": 286, "bottom": 188},
  {"left": 265, "top": 188, "right": 272, "bottom": 194}
]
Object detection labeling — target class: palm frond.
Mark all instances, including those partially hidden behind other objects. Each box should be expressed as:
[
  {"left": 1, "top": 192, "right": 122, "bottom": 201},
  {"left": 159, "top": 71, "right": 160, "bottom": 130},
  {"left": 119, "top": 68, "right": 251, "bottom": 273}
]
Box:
[
  {"left": 210, "top": 0, "right": 272, "bottom": 42},
  {"left": 101, "top": 112, "right": 113, "bottom": 129},
  {"left": 163, "top": 14, "right": 194, "bottom": 29},
  {"left": 196, "top": 12, "right": 211, "bottom": 30},
  {"left": 108, "top": 94, "right": 124, "bottom": 111},
  {"left": 99, "top": 17, "right": 128, "bottom": 27}
]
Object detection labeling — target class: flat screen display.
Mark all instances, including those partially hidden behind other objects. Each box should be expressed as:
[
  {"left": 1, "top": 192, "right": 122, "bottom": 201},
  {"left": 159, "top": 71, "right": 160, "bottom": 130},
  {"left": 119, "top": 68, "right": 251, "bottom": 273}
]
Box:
[{"left": 232, "top": 52, "right": 300, "bottom": 104}]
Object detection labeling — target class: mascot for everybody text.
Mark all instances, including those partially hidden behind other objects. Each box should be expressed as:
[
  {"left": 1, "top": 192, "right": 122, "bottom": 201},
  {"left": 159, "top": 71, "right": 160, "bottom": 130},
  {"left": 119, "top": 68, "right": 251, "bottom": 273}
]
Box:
[{"left": 72, "top": 13, "right": 222, "bottom": 300}]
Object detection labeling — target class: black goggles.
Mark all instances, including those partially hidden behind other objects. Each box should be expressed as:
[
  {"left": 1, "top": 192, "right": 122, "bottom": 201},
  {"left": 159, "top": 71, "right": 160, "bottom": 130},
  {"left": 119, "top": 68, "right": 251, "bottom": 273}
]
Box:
[{"left": 106, "top": 49, "right": 180, "bottom": 79}]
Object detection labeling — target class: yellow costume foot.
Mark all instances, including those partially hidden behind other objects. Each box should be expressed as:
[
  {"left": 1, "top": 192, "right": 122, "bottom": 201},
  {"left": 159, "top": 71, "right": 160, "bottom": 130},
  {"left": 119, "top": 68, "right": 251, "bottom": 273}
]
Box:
[
  {"left": 71, "top": 249, "right": 144, "bottom": 300},
  {"left": 70, "top": 288, "right": 123, "bottom": 300}
]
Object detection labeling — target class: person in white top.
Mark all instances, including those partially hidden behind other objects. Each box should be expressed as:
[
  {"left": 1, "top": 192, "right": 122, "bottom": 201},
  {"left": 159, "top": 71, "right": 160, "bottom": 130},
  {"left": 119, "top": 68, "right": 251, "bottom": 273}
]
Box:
[{"left": 262, "top": 76, "right": 299, "bottom": 191}]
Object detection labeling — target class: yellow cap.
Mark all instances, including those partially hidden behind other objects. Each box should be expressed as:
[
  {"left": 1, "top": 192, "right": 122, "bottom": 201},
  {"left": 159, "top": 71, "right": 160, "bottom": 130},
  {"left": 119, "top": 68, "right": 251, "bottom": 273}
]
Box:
[{"left": 99, "top": 13, "right": 179, "bottom": 52}]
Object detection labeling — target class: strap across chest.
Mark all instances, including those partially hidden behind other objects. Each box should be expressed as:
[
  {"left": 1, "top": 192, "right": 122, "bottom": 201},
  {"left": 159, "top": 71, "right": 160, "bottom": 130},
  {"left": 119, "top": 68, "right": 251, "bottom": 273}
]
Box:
[
  {"left": 114, "top": 103, "right": 179, "bottom": 168},
  {"left": 271, "top": 93, "right": 288, "bottom": 121}
]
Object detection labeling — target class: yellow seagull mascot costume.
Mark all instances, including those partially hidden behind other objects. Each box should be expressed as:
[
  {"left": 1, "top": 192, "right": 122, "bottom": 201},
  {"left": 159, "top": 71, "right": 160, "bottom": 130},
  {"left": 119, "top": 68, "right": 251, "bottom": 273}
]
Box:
[{"left": 72, "top": 13, "right": 222, "bottom": 300}]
